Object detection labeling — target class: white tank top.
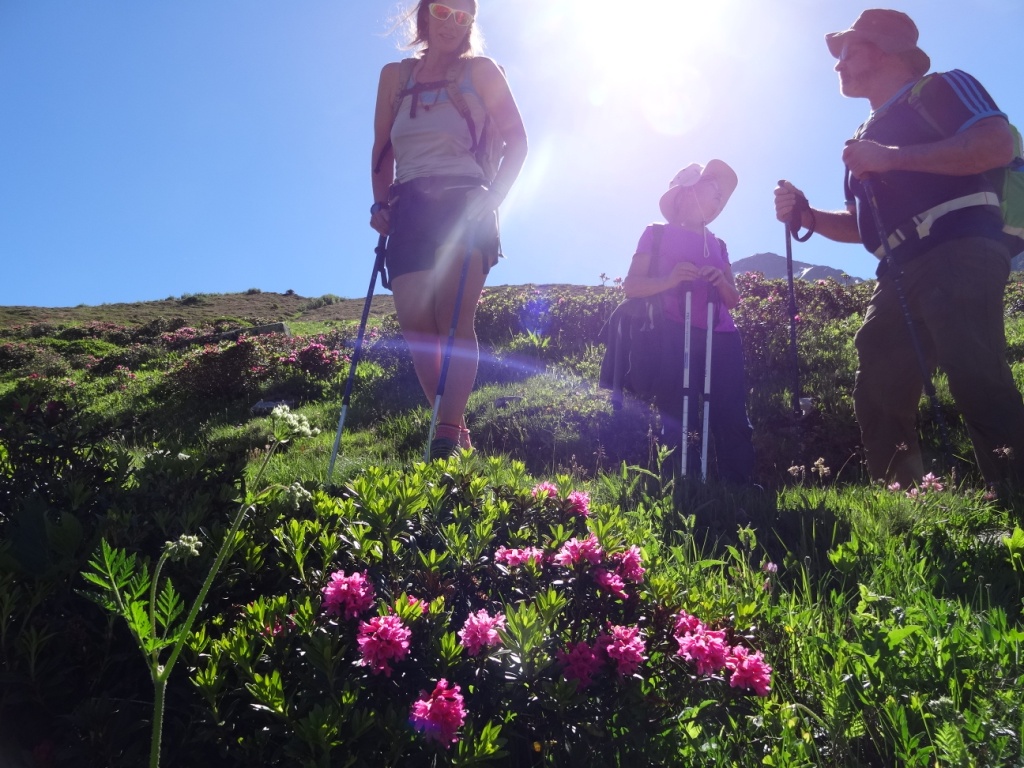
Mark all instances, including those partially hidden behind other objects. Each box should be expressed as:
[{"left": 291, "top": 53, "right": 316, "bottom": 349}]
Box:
[{"left": 391, "top": 64, "right": 488, "bottom": 183}]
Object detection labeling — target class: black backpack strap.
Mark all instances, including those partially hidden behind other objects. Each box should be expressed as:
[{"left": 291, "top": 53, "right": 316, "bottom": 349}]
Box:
[{"left": 649, "top": 223, "right": 664, "bottom": 276}]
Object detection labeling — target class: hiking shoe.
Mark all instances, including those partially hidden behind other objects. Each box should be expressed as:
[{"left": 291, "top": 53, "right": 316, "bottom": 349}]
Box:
[{"left": 429, "top": 437, "right": 459, "bottom": 461}]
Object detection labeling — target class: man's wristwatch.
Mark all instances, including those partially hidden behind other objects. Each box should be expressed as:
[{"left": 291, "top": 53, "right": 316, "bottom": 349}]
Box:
[{"left": 370, "top": 201, "right": 389, "bottom": 214}]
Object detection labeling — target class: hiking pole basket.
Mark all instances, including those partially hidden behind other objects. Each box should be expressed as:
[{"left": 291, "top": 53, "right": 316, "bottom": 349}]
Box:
[{"left": 327, "top": 235, "right": 386, "bottom": 482}]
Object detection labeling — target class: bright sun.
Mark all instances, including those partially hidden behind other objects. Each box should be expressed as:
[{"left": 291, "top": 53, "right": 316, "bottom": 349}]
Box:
[{"left": 531, "top": 0, "right": 748, "bottom": 136}]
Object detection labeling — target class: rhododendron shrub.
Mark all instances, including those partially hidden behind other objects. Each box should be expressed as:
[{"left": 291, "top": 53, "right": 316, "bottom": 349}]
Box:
[{"left": 191, "top": 462, "right": 777, "bottom": 765}]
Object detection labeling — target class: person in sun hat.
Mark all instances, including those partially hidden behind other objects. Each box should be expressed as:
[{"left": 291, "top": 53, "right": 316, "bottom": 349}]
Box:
[
  {"left": 369, "top": 0, "right": 528, "bottom": 461},
  {"left": 773, "top": 9, "right": 1024, "bottom": 495},
  {"left": 623, "top": 160, "right": 755, "bottom": 484}
]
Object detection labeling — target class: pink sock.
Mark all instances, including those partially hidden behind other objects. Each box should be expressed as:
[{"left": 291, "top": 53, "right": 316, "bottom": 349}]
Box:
[{"left": 434, "top": 423, "right": 461, "bottom": 443}]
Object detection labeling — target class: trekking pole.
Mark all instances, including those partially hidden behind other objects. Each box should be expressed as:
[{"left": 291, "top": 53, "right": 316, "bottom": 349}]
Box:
[
  {"left": 327, "top": 235, "right": 386, "bottom": 482},
  {"left": 780, "top": 180, "right": 809, "bottom": 418},
  {"left": 680, "top": 285, "right": 693, "bottom": 477},
  {"left": 700, "top": 284, "right": 717, "bottom": 483},
  {"left": 425, "top": 234, "right": 475, "bottom": 462},
  {"left": 861, "top": 178, "right": 953, "bottom": 468}
]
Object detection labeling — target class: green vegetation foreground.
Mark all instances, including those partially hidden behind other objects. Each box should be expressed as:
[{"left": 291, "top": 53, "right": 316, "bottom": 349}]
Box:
[{"left": 1, "top": 276, "right": 1024, "bottom": 766}]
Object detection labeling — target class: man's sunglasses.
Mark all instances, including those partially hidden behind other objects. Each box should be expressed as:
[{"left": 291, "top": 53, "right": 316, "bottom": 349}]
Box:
[{"left": 428, "top": 3, "right": 474, "bottom": 26}]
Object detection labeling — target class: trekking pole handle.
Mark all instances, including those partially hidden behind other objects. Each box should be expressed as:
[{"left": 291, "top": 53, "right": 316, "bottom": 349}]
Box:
[{"left": 778, "top": 180, "right": 814, "bottom": 242}]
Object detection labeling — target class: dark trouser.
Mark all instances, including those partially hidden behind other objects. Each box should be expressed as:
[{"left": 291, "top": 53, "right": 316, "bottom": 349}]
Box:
[
  {"left": 854, "top": 236, "right": 1024, "bottom": 488},
  {"left": 654, "top": 325, "right": 755, "bottom": 484}
]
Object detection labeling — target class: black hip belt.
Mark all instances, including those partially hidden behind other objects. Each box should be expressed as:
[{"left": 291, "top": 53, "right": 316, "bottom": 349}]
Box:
[{"left": 390, "top": 175, "right": 485, "bottom": 201}]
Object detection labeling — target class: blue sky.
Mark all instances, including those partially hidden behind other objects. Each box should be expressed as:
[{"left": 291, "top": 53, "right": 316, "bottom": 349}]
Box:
[{"left": 2, "top": 0, "right": 1021, "bottom": 308}]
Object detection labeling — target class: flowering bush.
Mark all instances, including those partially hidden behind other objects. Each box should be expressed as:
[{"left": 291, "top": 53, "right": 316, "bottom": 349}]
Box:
[
  {"left": 279, "top": 338, "right": 344, "bottom": 380},
  {"left": 168, "top": 333, "right": 287, "bottom": 399},
  {"left": 189, "top": 458, "right": 776, "bottom": 765}
]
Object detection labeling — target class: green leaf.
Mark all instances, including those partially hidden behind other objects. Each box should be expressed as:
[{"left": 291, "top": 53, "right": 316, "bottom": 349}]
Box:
[
  {"left": 1003, "top": 526, "right": 1024, "bottom": 571},
  {"left": 246, "top": 669, "right": 287, "bottom": 716},
  {"left": 885, "top": 624, "right": 922, "bottom": 651},
  {"left": 155, "top": 578, "right": 185, "bottom": 637}
]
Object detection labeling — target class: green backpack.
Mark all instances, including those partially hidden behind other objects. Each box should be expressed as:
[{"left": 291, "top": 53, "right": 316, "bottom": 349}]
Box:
[
  {"left": 909, "top": 74, "right": 1024, "bottom": 255},
  {"left": 1002, "top": 125, "right": 1024, "bottom": 251}
]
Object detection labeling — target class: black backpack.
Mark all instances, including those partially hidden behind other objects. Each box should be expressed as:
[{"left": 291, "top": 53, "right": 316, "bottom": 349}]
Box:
[{"left": 598, "top": 226, "right": 668, "bottom": 408}]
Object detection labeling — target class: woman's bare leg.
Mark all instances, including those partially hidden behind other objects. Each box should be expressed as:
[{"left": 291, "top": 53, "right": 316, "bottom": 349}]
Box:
[{"left": 390, "top": 245, "right": 486, "bottom": 429}]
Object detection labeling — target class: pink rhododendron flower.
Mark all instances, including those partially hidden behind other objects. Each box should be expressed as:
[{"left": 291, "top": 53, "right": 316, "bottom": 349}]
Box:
[
  {"left": 673, "top": 610, "right": 704, "bottom": 638},
  {"left": 408, "top": 595, "right": 427, "bottom": 612},
  {"left": 553, "top": 535, "right": 603, "bottom": 567},
  {"left": 391, "top": 595, "right": 427, "bottom": 617},
  {"left": 410, "top": 679, "right": 466, "bottom": 747},
  {"left": 260, "top": 622, "right": 283, "bottom": 638},
  {"left": 458, "top": 609, "right": 506, "bottom": 656},
  {"left": 557, "top": 640, "right": 603, "bottom": 689},
  {"left": 322, "top": 570, "right": 375, "bottom": 620},
  {"left": 495, "top": 546, "right": 545, "bottom": 568},
  {"left": 726, "top": 645, "right": 773, "bottom": 697},
  {"left": 356, "top": 614, "right": 411, "bottom": 676},
  {"left": 613, "top": 546, "right": 645, "bottom": 582},
  {"left": 676, "top": 627, "right": 730, "bottom": 675},
  {"left": 531, "top": 482, "right": 558, "bottom": 498},
  {"left": 566, "top": 490, "right": 591, "bottom": 517},
  {"left": 604, "top": 625, "right": 646, "bottom": 676},
  {"left": 594, "top": 568, "right": 628, "bottom": 600}
]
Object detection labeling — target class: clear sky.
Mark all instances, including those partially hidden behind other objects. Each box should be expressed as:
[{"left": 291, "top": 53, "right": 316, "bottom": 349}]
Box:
[{"left": 2, "top": 0, "right": 1021, "bottom": 308}]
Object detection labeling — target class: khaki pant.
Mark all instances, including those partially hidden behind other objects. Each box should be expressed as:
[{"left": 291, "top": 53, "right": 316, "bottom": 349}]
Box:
[{"left": 853, "top": 236, "right": 1024, "bottom": 488}]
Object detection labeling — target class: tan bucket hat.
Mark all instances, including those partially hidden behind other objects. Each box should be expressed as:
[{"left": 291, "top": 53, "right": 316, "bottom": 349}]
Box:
[
  {"left": 658, "top": 159, "right": 738, "bottom": 225},
  {"left": 825, "top": 9, "right": 930, "bottom": 77}
]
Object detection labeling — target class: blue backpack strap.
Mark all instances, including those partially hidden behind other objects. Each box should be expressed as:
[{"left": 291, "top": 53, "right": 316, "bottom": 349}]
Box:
[
  {"left": 373, "top": 58, "right": 423, "bottom": 175},
  {"left": 443, "top": 59, "right": 480, "bottom": 152}
]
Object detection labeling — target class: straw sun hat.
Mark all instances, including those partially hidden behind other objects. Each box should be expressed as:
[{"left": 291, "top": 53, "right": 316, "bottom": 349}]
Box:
[{"left": 658, "top": 159, "right": 738, "bottom": 225}]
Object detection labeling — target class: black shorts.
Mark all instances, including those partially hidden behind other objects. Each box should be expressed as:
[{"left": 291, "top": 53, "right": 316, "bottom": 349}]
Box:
[{"left": 384, "top": 175, "right": 501, "bottom": 286}]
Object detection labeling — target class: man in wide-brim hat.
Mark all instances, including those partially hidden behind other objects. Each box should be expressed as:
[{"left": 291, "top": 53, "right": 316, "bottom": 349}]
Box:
[{"left": 773, "top": 9, "right": 1024, "bottom": 495}]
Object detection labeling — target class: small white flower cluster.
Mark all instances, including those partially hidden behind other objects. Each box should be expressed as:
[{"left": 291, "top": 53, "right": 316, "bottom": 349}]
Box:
[
  {"left": 270, "top": 404, "right": 321, "bottom": 439},
  {"left": 285, "top": 481, "right": 313, "bottom": 511},
  {"left": 163, "top": 534, "right": 202, "bottom": 562}
]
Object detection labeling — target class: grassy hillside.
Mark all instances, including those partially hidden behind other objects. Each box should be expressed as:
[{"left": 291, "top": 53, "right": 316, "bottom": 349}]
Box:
[{"left": 2, "top": 277, "right": 1023, "bottom": 767}]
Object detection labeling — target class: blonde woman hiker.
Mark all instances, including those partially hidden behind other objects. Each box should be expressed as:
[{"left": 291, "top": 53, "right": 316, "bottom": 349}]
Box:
[{"left": 369, "top": 1, "right": 527, "bottom": 460}]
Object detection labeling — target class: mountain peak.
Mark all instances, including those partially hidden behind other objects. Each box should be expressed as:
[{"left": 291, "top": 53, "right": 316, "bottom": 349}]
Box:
[{"left": 731, "top": 252, "right": 865, "bottom": 284}]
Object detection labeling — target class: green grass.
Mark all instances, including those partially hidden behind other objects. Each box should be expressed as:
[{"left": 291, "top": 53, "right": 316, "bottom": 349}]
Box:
[{"left": 2, "top": 281, "right": 1023, "bottom": 766}]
